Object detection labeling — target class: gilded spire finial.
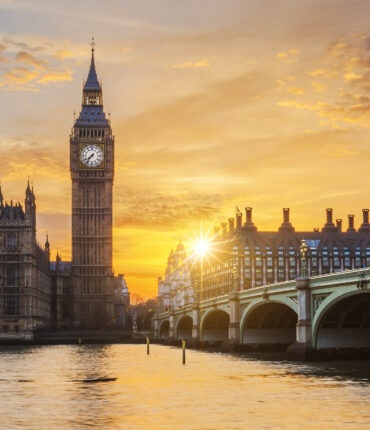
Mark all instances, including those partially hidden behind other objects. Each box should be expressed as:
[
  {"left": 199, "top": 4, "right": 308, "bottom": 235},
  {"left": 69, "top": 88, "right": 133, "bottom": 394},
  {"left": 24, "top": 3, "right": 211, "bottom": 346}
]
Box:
[{"left": 90, "top": 37, "right": 95, "bottom": 54}]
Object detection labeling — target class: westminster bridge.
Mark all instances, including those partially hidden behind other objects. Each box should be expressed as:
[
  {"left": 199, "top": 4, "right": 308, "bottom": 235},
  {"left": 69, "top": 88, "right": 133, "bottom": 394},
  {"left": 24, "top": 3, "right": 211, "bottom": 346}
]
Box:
[{"left": 154, "top": 268, "right": 370, "bottom": 357}]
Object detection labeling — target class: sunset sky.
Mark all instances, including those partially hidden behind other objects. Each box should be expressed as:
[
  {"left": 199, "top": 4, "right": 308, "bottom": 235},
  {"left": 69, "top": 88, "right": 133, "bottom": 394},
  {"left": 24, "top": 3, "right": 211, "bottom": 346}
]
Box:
[{"left": 0, "top": 0, "right": 369, "bottom": 297}]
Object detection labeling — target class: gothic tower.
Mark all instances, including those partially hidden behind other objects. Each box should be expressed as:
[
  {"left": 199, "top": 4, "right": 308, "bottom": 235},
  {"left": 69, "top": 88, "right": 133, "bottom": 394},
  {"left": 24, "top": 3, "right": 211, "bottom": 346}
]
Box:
[{"left": 70, "top": 41, "right": 114, "bottom": 328}]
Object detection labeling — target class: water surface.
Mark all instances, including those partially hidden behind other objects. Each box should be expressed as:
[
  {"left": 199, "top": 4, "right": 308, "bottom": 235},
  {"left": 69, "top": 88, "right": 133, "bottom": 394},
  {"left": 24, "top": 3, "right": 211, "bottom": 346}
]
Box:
[{"left": 0, "top": 344, "right": 369, "bottom": 429}]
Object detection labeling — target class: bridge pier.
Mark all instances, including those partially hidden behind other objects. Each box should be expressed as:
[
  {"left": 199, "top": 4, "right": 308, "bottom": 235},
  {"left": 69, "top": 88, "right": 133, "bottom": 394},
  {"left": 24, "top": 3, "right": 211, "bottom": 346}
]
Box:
[
  {"left": 228, "top": 292, "right": 240, "bottom": 345},
  {"left": 287, "top": 278, "right": 316, "bottom": 360},
  {"left": 192, "top": 303, "right": 200, "bottom": 340},
  {"left": 169, "top": 311, "right": 175, "bottom": 340},
  {"left": 153, "top": 316, "right": 159, "bottom": 339}
]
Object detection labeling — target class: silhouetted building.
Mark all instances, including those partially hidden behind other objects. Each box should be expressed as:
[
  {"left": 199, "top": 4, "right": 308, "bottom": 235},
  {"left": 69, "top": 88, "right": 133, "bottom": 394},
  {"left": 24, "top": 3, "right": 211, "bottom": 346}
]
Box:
[
  {"left": 0, "top": 42, "right": 130, "bottom": 339},
  {"left": 159, "top": 207, "right": 370, "bottom": 308},
  {"left": 113, "top": 274, "right": 130, "bottom": 328},
  {"left": 0, "top": 183, "right": 52, "bottom": 339},
  {"left": 70, "top": 41, "right": 115, "bottom": 328}
]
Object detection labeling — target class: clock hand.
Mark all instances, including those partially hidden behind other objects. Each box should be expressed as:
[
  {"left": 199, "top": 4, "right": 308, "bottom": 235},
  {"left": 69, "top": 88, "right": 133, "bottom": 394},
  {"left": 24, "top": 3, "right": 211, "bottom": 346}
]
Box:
[{"left": 87, "top": 153, "right": 95, "bottom": 161}]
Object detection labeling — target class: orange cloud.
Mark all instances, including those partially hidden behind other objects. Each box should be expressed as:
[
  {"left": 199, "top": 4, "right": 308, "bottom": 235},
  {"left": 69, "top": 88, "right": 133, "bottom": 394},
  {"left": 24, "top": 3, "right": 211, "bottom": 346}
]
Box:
[
  {"left": 0, "top": 67, "right": 39, "bottom": 85},
  {"left": 170, "top": 59, "right": 210, "bottom": 69},
  {"left": 52, "top": 49, "right": 74, "bottom": 60},
  {"left": 15, "top": 51, "right": 47, "bottom": 69},
  {"left": 287, "top": 86, "right": 305, "bottom": 95},
  {"left": 37, "top": 67, "right": 73, "bottom": 84}
]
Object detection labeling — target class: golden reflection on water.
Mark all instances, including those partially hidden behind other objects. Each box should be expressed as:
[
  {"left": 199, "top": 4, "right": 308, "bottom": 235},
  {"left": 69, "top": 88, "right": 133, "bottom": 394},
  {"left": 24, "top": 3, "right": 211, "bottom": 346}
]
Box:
[{"left": 0, "top": 345, "right": 369, "bottom": 430}]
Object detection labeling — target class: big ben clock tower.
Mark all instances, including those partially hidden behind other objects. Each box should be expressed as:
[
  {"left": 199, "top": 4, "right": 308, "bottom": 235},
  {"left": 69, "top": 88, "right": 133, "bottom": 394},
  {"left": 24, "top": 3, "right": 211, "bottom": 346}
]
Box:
[{"left": 70, "top": 40, "right": 114, "bottom": 328}]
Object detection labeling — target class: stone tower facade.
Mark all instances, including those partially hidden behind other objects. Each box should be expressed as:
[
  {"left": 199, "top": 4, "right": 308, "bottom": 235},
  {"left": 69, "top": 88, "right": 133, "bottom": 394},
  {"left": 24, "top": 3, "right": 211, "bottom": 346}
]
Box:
[
  {"left": 70, "top": 43, "right": 115, "bottom": 328},
  {"left": 0, "top": 183, "right": 52, "bottom": 338}
]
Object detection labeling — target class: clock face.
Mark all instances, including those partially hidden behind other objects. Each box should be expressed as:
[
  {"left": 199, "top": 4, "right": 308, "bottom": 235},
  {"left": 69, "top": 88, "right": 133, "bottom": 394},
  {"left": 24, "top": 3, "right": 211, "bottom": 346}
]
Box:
[{"left": 80, "top": 144, "right": 104, "bottom": 168}]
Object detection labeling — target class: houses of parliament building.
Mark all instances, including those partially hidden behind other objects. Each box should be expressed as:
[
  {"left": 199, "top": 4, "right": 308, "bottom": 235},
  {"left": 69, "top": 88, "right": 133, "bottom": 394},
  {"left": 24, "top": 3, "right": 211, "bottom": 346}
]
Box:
[
  {"left": 0, "top": 44, "right": 129, "bottom": 340},
  {"left": 158, "top": 207, "right": 370, "bottom": 312}
]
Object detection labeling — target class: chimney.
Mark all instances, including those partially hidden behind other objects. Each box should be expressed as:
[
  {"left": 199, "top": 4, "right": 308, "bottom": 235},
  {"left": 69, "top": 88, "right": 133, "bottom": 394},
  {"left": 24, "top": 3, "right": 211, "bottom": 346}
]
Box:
[
  {"left": 363, "top": 209, "right": 369, "bottom": 224},
  {"left": 326, "top": 208, "right": 333, "bottom": 224},
  {"left": 213, "top": 226, "right": 220, "bottom": 237},
  {"left": 236, "top": 212, "right": 242, "bottom": 228},
  {"left": 228, "top": 218, "right": 234, "bottom": 232},
  {"left": 221, "top": 222, "right": 227, "bottom": 235},
  {"left": 279, "top": 208, "right": 294, "bottom": 232},
  {"left": 359, "top": 209, "right": 370, "bottom": 232},
  {"left": 336, "top": 219, "right": 342, "bottom": 232},
  {"left": 347, "top": 214, "right": 355, "bottom": 232},
  {"left": 322, "top": 208, "right": 336, "bottom": 232},
  {"left": 245, "top": 207, "right": 252, "bottom": 224},
  {"left": 283, "top": 208, "right": 290, "bottom": 223},
  {"left": 244, "top": 207, "right": 257, "bottom": 230}
]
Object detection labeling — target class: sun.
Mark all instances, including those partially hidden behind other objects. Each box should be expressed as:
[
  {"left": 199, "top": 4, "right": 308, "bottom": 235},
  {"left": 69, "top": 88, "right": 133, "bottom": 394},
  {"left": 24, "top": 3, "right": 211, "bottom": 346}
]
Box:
[{"left": 193, "top": 239, "right": 209, "bottom": 257}]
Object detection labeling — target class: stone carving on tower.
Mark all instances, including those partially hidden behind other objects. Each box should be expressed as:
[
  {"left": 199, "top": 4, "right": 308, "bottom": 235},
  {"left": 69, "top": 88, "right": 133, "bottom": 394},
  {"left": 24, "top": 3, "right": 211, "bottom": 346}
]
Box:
[{"left": 70, "top": 40, "right": 115, "bottom": 328}]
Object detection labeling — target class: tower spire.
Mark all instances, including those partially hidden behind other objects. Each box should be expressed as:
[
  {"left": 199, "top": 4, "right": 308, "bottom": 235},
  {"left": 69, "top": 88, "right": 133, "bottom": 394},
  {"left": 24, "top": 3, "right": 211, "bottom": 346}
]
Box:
[
  {"left": 84, "top": 37, "right": 101, "bottom": 92},
  {"left": 90, "top": 37, "right": 95, "bottom": 55}
]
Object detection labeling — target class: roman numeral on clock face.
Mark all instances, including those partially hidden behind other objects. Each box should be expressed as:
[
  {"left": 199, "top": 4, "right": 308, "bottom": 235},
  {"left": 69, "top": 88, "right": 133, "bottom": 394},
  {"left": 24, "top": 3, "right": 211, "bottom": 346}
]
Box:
[{"left": 80, "top": 144, "right": 103, "bottom": 168}]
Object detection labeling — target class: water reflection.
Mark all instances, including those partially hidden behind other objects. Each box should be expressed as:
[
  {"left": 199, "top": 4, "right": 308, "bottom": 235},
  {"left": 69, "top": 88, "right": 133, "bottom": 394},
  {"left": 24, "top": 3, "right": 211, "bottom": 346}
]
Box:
[{"left": 0, "top": 345, "right": 369, "bottom": 430}]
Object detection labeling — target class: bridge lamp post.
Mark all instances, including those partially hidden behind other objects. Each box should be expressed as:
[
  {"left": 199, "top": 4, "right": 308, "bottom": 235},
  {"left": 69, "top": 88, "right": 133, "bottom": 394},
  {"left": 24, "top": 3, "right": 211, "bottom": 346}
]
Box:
[{"left": 299, "top": 239, "right": 309, "bottom": 278}]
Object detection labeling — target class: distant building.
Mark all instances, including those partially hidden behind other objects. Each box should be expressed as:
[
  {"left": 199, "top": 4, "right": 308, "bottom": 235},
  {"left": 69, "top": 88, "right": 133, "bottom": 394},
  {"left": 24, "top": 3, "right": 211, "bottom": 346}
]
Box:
[
  {"left": 158, "top": 207, "right": 370, "bottom": 309},
  {"left": 50, "top": 254, "right": 72, "bottom": 329},
  {"left": 157, "top": 242, "right": 194, "bottom": 313},
  {"left": 113, "top": 274, "right": 130, "bottom": 328}
]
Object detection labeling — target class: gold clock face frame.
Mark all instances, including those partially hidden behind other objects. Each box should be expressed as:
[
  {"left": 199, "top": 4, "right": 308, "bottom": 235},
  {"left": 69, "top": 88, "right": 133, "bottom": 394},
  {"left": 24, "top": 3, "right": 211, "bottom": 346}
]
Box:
[{"left": 79, "top": 143, "right": 105, "bottom": 169}]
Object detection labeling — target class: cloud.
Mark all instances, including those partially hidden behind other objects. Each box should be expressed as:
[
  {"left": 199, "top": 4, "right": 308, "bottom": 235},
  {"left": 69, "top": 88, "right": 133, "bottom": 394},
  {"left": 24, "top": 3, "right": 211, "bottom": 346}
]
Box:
[
  {"left": 114, "top": 191, "right": 222, "bottom": 230},
  {"left": 15, "top": 51, "right": 47, "bottom": 69},
  {"left": 276, "top": 49, "right": 298, "bottom": 62},
  {"left": 344, "top": 71, "right": 363, "bottom": 82},
  {"left": 311, "top": 81, "right": 327, "bottom": 92},
  {"left": 169, "top": 59, "right": 210, "bottom": 69},
  {"left": 0, "top": 137, "right": 69, "bottom": 181},
  {"left": 0, "top": 67, "right": 40, "bottom": 86},
  {"left": 52, "top": 49, "right": 73, "bottom": 60},
  {"left": 287, "top": 86, "right": 305, "bottom": 95},
  {"left": 37, "top": 67, "right": 73, "bottom": 84},
  {"left": 306, "top": 69, "right": 325, "bottom": 76},
  {"left": 276, "top": 52, "right": 287, "bottom": 59},
  {"left": 3, "top": 37, "right": 47, "bottom": 52},
  {"left": 0, "top": 43, "right": 74, "bottom": 90}
]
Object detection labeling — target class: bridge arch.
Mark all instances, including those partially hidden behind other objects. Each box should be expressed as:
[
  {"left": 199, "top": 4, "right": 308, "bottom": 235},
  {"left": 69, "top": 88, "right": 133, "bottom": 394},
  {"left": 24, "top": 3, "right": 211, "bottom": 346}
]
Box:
[
  {"left": 159, "top": 319, "right": 170, "bottom": 339},
  {"left": 200, "top": 309, "right": 230, "bottom": 343},
  {"left": 313, "top": 290, "right": 370, "bottom": 349},
  {"left": 175, "top": 315, "right": 193, "bottom": 340},
  {"left": 241, "top": 299, "right": 297, "bottom": 346}
]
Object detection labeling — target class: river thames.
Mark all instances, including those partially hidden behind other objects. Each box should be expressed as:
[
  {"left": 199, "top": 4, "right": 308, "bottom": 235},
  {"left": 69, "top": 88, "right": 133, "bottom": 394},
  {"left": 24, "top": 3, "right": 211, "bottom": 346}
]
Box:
[{"left": 0, "top": 344, "right": 369, "bottom": 429}]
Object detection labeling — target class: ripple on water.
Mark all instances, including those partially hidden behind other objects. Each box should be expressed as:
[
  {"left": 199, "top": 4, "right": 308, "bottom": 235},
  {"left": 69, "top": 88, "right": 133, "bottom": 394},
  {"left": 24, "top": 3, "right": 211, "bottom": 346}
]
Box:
[{"left": 0, "top": 344, "right": 369, "bottom": 430}]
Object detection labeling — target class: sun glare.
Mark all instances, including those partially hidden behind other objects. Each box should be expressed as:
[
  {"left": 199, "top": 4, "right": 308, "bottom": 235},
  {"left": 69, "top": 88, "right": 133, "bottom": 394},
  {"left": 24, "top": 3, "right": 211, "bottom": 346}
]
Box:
[{"left": 194, "top": 239, "right": 209, "bottom": 257}]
